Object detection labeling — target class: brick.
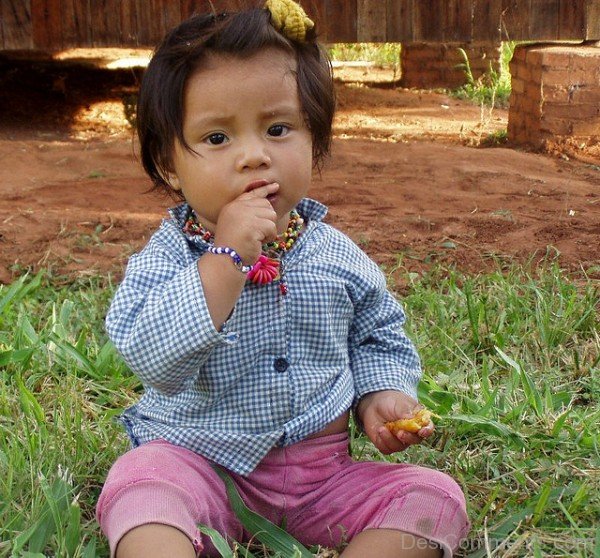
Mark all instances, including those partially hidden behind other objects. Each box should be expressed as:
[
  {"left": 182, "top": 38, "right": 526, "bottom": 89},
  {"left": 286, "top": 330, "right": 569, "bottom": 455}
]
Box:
[
  {"left": 515, "top": 63, "right": 531, "bottom": 81},
  {"left": 526, "top": 49, "right": 544, "bottom": 66},
  {"left": 542, "top": 102, "right": 599, "bottom": 120},
  {"left": 571, "top": 120, "right": 600, "bottom": 135},
  {"left": 569, "top": 68, "right": 598, "bottom": 85},
  {"left": 529, "top": 65, "right": 543, "bottom": 84},
  {"left": 524, "top": 112, "right": 541, "bottom": 127},
  {"left": 541, "top": 85, "right": 570, "bottom": 103},
  {"left": 509, "top": 60, "right": 522, "bottom": 77},
  {"left": 525, "top": 81, "right": 542, "bottom": 99},
  {"left": 540, "top": 50, "right": 571, "bottom": 70},
  {"left": 539, "top": 117, "right": 573, "bottom": 135},
  {"left": 511, "top": 78, "right": 526, "bottom": 93},
  {"left": 508, "top": 128, "right": 529, "bottom": 145},
  {"left": 512, "top": 45, "right": 528, "bottom": 63},
  {"left": 570, "top": 54, "right": 600, "bottom": 74},
  {"left": 571, "top": 87, "right": 600, "bottom": 103},
  {"left": 542, "top": 69, "right": 571, "bottom": 87}
]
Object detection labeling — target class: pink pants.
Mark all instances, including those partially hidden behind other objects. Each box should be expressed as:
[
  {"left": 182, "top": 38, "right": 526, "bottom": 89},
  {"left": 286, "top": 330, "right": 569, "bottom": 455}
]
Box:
[{"left": 96, "top": 433, "right": 469, "bottom": 557}]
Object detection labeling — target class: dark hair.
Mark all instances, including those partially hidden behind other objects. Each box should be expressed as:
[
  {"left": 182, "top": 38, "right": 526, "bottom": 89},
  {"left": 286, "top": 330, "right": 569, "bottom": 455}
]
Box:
[{"left": 137, "top": 7, "right": 335, "bottom": 198}]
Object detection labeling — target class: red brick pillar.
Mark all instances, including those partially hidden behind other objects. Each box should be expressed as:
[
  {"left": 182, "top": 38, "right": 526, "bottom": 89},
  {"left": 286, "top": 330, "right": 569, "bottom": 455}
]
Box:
[
  {"left": 508, "top": 44, "right": 600, "bottom": 147},
  {"left": 400, "top": 42, "right": 501, "bottom": 89}
]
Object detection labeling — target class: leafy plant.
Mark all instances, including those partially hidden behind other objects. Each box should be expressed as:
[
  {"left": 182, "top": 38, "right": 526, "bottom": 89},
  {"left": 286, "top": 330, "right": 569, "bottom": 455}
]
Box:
[{"left": 452, "top": 42, "right": 515, "bottom": 109}]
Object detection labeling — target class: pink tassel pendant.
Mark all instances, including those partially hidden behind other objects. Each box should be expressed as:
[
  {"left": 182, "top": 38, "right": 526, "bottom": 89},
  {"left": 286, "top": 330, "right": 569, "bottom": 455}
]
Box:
[{"left": 247, "top": 255, "right": 280, "bottom": 285}]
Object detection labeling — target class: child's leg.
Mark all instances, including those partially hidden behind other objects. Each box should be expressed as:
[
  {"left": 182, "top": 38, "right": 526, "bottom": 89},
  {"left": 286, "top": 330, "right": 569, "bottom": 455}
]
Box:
[
  {"left": 115, "top": 524, "right": 195, "bottom": 558},
  {"left": 279, "top": 434, "right": 469, "bottom": 557},
  {"left": 291, "top": 461, "right": 468, "bottom": 556},
  {"left": 96, "top": 439, "right": 244, "bottom": 557},
  {"left": 340, "top": 529, "right": 442, "bottom": 558}
]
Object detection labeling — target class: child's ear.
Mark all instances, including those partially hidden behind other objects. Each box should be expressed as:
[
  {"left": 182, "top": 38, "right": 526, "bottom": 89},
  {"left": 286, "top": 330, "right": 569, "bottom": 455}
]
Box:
[{"left": 167, "top": 173, "right": 181, "bottom": 191}]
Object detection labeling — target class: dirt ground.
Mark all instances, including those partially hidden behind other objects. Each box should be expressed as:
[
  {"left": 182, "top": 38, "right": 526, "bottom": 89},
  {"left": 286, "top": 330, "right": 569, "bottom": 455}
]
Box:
[{"left": 0, "top": 51, "right": 599, "bottom": 287}]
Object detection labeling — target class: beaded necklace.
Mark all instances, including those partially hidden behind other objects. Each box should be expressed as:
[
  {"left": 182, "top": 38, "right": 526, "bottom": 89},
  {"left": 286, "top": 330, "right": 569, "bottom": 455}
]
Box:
[{"left": 183, "top": 208, "right": 304, "bottom": 291}]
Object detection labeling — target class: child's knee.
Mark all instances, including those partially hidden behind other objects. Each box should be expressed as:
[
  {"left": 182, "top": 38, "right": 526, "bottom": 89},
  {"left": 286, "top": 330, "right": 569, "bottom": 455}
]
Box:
[
  {"left": 96, "top": 440, "right": 205, "bottom": 525},
  {"left": 418, "top": 468, "right": 467, "bottom": 506},
  {"left": 96, "top": 440, "right": 242, "bottom": 556},
  {"left": 96, "top": 441, "right": 209, "bottom": 556},
  {"left": 106, "top": 440, "right": 205, "bottom": 487}
]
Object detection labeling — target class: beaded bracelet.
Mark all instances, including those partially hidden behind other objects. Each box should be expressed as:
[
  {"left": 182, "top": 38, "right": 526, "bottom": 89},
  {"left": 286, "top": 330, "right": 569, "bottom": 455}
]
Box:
[{"left": 206, "top": 245, "right": 253, "bottom": 273}]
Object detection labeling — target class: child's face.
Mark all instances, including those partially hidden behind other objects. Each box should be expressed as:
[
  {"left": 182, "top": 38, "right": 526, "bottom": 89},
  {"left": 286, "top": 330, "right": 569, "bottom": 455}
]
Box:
[{"left": 171, "top": 48, "right": 313, "bottom": 234}]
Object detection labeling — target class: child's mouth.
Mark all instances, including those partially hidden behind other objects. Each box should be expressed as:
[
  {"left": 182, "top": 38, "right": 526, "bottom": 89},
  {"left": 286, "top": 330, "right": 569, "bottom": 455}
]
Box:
[
  {"left": 244, "top": 179, "right": 269, "bottom": 193},
  {"left": 244, "top": 179, "right": 278, "bottom": 205}
]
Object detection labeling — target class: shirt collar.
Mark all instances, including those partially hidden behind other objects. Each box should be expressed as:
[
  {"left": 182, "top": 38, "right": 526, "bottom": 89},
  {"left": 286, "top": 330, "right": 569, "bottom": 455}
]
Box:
[{"left": 169, "top": 198, "right": 328, "bottom": 240}]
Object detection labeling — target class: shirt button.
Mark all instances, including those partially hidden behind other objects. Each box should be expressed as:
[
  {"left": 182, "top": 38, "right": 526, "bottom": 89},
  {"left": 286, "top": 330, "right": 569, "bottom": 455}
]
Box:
[{"left": 273, "top": 358, "right": 289, "bottom": 372}]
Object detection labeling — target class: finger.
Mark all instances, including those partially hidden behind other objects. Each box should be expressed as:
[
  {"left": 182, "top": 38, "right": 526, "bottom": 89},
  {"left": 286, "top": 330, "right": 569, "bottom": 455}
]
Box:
[
  {"left": 390, "top": 425, "right": 420, "bottom": 444},
  {"left": 418, "top": 422, "right": 435, "bottom": 438},
  {"left": 240, "top": 182, "right": 279, "bottom": 200},
  {"left": 377, "top": 426, "right": 408, "bottom": 454}
]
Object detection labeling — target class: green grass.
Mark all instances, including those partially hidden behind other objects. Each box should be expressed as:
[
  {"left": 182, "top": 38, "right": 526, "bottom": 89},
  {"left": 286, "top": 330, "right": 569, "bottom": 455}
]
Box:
[
  {"left": 1, "top": 263, "right": 598, "bottom": 557},
  {"left": 451, "top": 42, "right": 515, "bottom": 109},
  {"left": 327, "top": 43, "right": 401, "bottom": 67}
]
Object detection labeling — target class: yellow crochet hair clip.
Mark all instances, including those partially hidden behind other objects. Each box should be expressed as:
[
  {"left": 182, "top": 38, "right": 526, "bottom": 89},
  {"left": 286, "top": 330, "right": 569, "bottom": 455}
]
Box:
[{"left": 265, "top": 0, "right": 314, "bottom": 42}]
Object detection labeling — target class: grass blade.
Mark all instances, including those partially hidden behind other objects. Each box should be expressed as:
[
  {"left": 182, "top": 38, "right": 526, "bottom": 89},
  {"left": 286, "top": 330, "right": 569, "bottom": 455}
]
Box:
[
  {"left": 532, "top": 481, "right": 552, "bottom": 525},
  {"left": 65, "top": 500, "right": 81, "bottom": 556},
  {"left": 443, "top": 413, "right": 524, "bottom": 447},
  {"left": 0, "top": 272, "right": 42, "bottom": 317},
  {"left": 197, "top": 525, "right": 235, "bottom": 558},
  {"left": 15, "top": 371, "right": 46, "bottom": 427},
  {"left": 0, "top": 348, "right": 35, "bottom": 367},
  {"left": 214, "top": 467, "right": 313, "bottom": 558},
  {"left": 81, "top": 537, "right": 98, "bottom": 558}
]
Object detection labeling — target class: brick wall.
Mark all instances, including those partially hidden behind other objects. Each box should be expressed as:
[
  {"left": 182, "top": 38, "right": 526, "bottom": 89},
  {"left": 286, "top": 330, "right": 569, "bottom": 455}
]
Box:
[
  {"left": 508, "top": 44, "right": 600, "bottom": 146},
  {"left": 400, "top": 43, "right": 502, "bottom": 89}
]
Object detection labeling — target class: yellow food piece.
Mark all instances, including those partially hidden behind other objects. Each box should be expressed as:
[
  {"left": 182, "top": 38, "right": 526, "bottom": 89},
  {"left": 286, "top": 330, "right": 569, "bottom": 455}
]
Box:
[
  {"left": 385, "top": 409, "right": 432, "bottom": 434},
  {"left": 265, "top": 0, "right": 314, "bottom": 42}
]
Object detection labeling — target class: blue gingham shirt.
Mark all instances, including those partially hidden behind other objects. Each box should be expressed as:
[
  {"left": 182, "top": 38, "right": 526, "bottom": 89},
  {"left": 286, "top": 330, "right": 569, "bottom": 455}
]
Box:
[{"left": 107, "top": 198, "right": 421, "bottom": 475}]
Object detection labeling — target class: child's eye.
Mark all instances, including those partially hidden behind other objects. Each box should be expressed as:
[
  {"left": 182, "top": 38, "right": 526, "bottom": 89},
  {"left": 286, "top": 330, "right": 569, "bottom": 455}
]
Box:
[
  {"left": 268, "top": 124, "right": 289, "bottom": 137},
  {"left": 204, "top": 133, "right": 228, "bottom": 145}
]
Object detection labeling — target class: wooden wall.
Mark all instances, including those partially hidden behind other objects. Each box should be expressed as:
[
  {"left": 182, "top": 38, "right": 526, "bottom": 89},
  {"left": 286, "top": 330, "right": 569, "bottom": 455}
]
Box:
[{"left": 2, "top": 0, "right": 600, "bottom": 51}]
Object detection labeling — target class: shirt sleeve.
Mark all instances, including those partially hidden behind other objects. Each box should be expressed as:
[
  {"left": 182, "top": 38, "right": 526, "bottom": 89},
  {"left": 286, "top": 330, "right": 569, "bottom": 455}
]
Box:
[
  {"left": 105, "top": 227, "right": 235, "bottom": 396},
  {"left": 348, "top": 261, "right": 422, "bottom": 403}
]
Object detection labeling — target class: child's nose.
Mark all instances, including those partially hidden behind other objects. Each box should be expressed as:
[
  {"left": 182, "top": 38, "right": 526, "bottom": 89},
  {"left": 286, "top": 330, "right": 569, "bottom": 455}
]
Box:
[{"left": 236, "top": 138, "right": 272, "bottom": 171}]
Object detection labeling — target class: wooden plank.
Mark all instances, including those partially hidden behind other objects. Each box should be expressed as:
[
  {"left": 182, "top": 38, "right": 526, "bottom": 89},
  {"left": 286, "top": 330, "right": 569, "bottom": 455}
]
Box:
[
  {"left": 413, "top": 0, "right": 445, "bottom": 42},
  {"left": 1, "top": 0, "right": 33, "bottom": 49},
  {"left": 473, "top": 0, "right": 506, "bottom": 43},
  {"left": 559, "top": 0, "right": 585, "bottom": 39},
  {"left": 387, "top": 0, "right": 415, "bottom": 43},
  {"left": 529, "top": 0, "right": 558, "bottom": 39},
  {"left": 357, "top": 0, "right": 386, "bottom": 41},
  {"left": 442, "top": 0, "right": 472, "bottom": 42},
  {"left": 120, "top": 0, "right": 138, "bottom": 45},
  {"left": 180, "top": 0, "right": 203, "bottom": 19},
  {"left": 302, "top": 0, "right": 326, "bottom": 37},
  {"left": 201, "top": 0, "right": 260, "bottom": 13},
  {"left": 61, "top": 0, "right": 90, "bottom": 48},
  {"left": 7, "top": 0, "right": 600, "bottom": 50},
  {"left": 89, "top": 0, "right": 122, "bottom": 46},
  {"left": 501, "top": 0, "right": 531, "bottom": 40},
  {"left": 135, "top": 0, "right": 165, "bottom": 45},
  {"left": 472, "top": 0, "right": 502, "bottom": 41},
  {"left": 31, "top": 0, "right": 63, "bottom": 50},
  {"left": 323, "top": 0, "right": 357, "bottom": 43},
  {"left": 0, "top": 2, "right": 4, "bottom": 48},
  {"left": 162, "top": 0, "right": 182, "bottom": 34},
  {"left": 585, "top": 0, "right": 600, "bottom": 39}
]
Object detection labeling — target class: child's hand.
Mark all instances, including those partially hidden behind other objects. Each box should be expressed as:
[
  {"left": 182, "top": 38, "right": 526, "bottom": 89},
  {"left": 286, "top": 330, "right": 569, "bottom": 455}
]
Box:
[
  {"left": 357, "top": 390, "right": 434, "bottom": 454},
  {"left": 214, "top": 182, "right": 280, "bottom": 265}
]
